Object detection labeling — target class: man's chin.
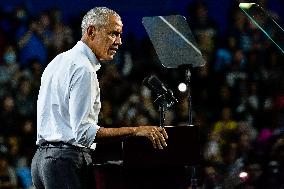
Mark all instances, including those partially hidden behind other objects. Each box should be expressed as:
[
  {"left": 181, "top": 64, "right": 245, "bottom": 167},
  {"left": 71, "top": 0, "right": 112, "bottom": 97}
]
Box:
[{"left": 99, "top": 55, "right": 114, "bottom": 62}]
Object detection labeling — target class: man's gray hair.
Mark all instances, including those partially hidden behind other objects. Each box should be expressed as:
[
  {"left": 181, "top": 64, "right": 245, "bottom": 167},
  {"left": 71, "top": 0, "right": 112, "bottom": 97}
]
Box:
[{"left": 81, "top": 7, "right": 120, "bottom": 35}]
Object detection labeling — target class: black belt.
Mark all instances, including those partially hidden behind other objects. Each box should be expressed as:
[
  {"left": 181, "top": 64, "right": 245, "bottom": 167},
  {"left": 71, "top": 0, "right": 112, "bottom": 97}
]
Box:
[{"left": 39, "top": 141, "right": 93, "bottom": 153}]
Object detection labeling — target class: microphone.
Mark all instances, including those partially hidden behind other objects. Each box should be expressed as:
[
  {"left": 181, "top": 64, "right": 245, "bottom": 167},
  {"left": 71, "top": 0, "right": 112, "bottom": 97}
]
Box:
[{"left": 143, "top": 75, "right": 178, "bottom": 105}]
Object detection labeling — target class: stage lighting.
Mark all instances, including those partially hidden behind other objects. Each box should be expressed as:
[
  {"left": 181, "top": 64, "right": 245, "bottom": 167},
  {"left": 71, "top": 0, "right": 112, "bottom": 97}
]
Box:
[
  {"left": 239, "top": 171, "right": 248, "bottom": 181},
  {"left": 178, "top": 83, "right": 187, "bottom": 92}
]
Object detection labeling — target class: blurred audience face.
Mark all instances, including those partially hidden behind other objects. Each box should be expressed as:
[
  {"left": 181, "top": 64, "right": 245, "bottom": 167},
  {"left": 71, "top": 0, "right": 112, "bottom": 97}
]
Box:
[
  {"left": 223, "top": 142, "right": 238, "bottom": 164},
  {"left": 220, "top": 85, "right": 231, "bottom": 100},
  {"left": 247, "top": 163, "right": 262, "bottom": 181},
  {"left": 19, "top": 79, "right": 32, "bottom": 95},
  {"left": 9, "top": 136, "right": 19, "bottom": 156},
  {"left": 23, "top": 119, "right": 34, "bottom": 134},
  {"left": 2, "top": 96, "right": 15, "bottom": 112},
  {"left": 40, "top": 13, "right": 51, "bottom": 29},
  {"left": 204, "top": 166, "right": 220, "bottom": 185},
  {"left": 234, "top": 10, "right": 246, "bottom": 29},
  {"left": 30, "top": 59, "right": 43, "bottom": 79},
  {"left": 221, "top": 107, "right": 233, "bottom": 121},
  {"left": 15, "top": 7, "right": 27, "bottom": 22},
  {"left": 238, "top": 133, "right": 252, "bottom": 152},
  {"left": 0, "top": 156, "right": 8, "bottom": 171},
  {"left": 195, "top": 2, "right": 209, "bottom": 24},
  {"left": 3, "top": 46, "right": 17, "bottom": 65}
]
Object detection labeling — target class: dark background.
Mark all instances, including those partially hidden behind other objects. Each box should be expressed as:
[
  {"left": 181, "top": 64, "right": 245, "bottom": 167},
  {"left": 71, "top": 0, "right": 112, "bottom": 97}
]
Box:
[{"left": 0, "top": 0, "right": 284, "bottom": 188}]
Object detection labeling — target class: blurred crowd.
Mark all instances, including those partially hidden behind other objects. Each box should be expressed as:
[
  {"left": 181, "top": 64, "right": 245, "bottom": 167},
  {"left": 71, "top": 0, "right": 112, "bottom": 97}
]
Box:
[{"left": 0, "top": 0, "right": 284, "bottom": 188}]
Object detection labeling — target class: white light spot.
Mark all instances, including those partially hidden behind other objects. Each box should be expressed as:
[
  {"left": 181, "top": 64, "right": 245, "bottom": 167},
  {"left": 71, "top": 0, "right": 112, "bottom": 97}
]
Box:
[
  {"left": 178, "top": 83, "right": 187, "bottom": 92},
  {"left": 239, "top": 171, "right": 248, "bottom": 178}
]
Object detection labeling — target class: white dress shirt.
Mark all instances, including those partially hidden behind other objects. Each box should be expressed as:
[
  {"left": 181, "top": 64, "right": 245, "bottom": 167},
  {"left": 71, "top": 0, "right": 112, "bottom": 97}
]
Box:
[{"left": 36, "top": 41, "right": 101, "bottom": 148}]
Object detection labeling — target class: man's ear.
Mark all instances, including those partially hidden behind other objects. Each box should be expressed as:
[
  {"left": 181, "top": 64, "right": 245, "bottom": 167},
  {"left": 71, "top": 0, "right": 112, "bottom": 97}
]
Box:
[{"left": 86, "top": 26, "right": 96, "bottom": 40}]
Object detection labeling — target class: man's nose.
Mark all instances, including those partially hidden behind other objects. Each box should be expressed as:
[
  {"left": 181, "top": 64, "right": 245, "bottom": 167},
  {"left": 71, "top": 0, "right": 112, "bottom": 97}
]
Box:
[{"left": 115, "top": 36, "right": 122, "bottom": 46}]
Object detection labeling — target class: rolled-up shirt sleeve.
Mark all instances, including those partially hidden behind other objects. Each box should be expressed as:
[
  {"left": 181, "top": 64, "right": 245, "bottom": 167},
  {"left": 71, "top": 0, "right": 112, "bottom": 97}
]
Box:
[{"left": 69, "top": 66, "right": 100, "bottom": 147}]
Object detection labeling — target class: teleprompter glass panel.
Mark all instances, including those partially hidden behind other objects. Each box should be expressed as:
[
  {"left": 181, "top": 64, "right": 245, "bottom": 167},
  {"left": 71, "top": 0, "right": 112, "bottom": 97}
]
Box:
[
  {"left": 239, "top": 3, "right": 284, "bottom": 54},
  {"left": 142, "top": 15, "right": 206, "bottom": 68}
]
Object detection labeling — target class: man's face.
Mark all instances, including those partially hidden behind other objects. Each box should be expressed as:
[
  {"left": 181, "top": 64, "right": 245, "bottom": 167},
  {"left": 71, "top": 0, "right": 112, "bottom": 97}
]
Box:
[{"left": 92, "top": 15, "right": 123, "bottom": 61}]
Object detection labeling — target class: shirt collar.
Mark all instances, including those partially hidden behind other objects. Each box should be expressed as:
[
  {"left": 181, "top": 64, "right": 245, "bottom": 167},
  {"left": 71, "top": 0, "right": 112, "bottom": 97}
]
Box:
[{"left": 75, "top": 41, "right": 101, "bottom": 71}]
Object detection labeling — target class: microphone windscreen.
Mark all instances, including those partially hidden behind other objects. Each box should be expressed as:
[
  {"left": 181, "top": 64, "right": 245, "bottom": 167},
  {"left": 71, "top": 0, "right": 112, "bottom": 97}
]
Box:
[{"left": 143, "top": 75, "right": 164, "bottom": 95}]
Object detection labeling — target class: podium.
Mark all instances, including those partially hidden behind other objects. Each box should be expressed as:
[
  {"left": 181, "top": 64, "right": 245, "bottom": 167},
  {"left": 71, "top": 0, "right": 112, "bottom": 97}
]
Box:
[
  {"left": 93, "top": 126, "right": 200, "bottom": 189},
  {"left": 122, "top": 125, "right": 200, "bottom": 189},
  {"left": 123, "top": 125, "right": 200, "bottom": 167}
]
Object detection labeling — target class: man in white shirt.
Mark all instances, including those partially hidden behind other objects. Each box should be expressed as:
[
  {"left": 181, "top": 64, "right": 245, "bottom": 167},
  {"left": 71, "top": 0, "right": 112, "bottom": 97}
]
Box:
[{"left": 31, "top": 7, "right": 168, "bottom": 189}]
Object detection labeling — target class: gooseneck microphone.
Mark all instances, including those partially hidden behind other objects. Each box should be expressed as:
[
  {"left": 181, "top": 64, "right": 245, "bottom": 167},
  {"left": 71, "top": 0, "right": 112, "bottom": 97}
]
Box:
[{"left": 143, "top": 75, "right": 178, "bottom": 105}]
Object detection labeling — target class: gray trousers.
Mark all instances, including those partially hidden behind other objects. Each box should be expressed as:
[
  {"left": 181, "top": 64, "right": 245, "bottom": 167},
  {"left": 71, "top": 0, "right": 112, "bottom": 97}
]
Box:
[{"left": 31, "top": 145, "right": 96, "bottom": 189}]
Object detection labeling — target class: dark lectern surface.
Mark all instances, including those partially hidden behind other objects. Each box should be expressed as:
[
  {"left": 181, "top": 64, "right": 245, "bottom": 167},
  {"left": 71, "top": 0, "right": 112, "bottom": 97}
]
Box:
[
  {"left": 123, "top": 125, "right": 200, "bottom": 167},
  {"left": 93, "top": 126, "right": 200, "bottom": 189}
]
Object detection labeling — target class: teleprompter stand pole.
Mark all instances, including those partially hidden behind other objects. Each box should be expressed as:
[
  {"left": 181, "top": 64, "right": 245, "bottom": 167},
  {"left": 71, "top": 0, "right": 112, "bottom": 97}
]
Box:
[
  {"left": 183, "top": 65, "right": 197, "bottom": 189},
  {"left": 185, "top": 67, "right": 193, "bottom": 126}
]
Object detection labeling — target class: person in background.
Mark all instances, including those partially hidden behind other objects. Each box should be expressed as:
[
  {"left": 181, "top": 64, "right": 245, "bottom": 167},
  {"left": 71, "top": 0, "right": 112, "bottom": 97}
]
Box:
[{"left": 0, "top": 153, "right": 18, "bottom": 189}]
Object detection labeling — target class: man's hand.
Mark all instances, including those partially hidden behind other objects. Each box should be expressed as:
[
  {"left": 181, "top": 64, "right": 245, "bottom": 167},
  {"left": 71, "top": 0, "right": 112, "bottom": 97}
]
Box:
[{"left": 134, "top": 126, "right": 168, "bottom": 149}]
